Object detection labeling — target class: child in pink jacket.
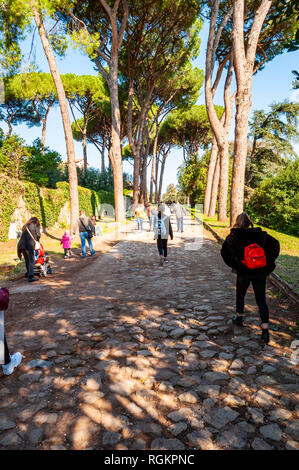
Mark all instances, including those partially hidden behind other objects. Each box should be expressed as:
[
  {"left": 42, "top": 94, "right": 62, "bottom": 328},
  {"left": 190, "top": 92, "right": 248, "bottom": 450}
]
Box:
[{"left": 60, "top": 230, "right": 74, "bottom": 259}]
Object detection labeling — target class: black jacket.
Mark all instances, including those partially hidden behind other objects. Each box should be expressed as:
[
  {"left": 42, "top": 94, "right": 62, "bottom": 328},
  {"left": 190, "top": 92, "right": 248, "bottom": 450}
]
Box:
[{"left": 221, "top": 227, "right": 280, "bottom": 277}]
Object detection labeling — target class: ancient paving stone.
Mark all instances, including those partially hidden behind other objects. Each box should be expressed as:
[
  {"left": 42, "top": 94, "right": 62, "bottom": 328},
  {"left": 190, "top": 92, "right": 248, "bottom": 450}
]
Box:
[
  {"left": 29, "top": 427, "right": 44, "bottom": 445},
  {"left": 167, "top": 408, "right": 194, "bottom": 422},
  {"left": 236, "top": 421, "right": 255, "bottom": 434},
  {"left": 218, "top": 352, "right": 234, "bottom": 360},
  {"left": 169, "top": 422, "right": 188, "bottom": 437},
  {"left": 216, "top": 430, "right": 247, "bottom": 449},
  {"left": 212, "top": 359, "right": 229, "bottom": 372},
  {"left": 251, "top": 438, "right": 272, "bottom": 450},
  {"left": 253, "top": 390, "right": 277, "bottom": 409},
  {"left": 72, "top": 416, "right": 99, "bottom": 450},
  {"left": 268, "top": 408, "right": 293, "bottom": 422},
  {"left": 230, "top": 359, "right": 244, "bottom": 369},
  {"left": 203, "top": 372, "right": 228, "bottom": 383},
  {"left": 0, "top": 416, "right": 15, "bottom": 432},
  {"left": 131, "top": 439, "right": 147, "bottom": 450},
  {"left": 169, "top": 328, "right": 186, "bottom": 338},
  {"left": 82, "top": 373, "right": 102, "bottom": 392},
  {"left": 260, "top": 423, "right": 283, "bottom": 442},
  {"left": 203, "top": 398, "right": 216, "bottom": 410},
  {"left": 248, "top": 408, "right": 264, "bottom": 425},
  {"left": 102, "top": 431, "right": 121, "bottom": 446},
  {"left": 34, "top": 413, "right": 58, "bottom": 425},
  {"left": 256, "top": 376, "right": 277, "bottom": 386},
  {"left": 223, "top": 394, "right": 244, "bottom": 407},
  {"left": 178, "top": 391, "right": 199, "bottom": 404},
  {"left": 247, "top": 366, "right": 257, "bottom": 375},
  {"left": 285, "top": 420, "right": 299, "bottom": 441},
  {"left": 100, "top": 412, "right": 129, "bottom": 432},
  {"left": 0, "top": 432, "right": 22, "bottom": 446},
  {"left": 187, "top": 430, "right": 214, "bottom": 450},
  {"left": 204, "top": 407, "right": 239, "bottom": 429},
  {"left": 151, "top": 438, "right": 185, "bottom": 450},
  {"left": 134, "top": 422, "right": 162, "bottom": 436},
  {"left": 285, "top": 440, "right": 299, "bottom": 450},
  {"left": 262, "top": 365, "right": 277, "bottom": 374},
  {"left": 199, "top": 350, "right": 218, "bottom": 359},
  {"left": 19, "top": 371, "right": 43, "bottom": 383},
  {"left": 196, "top": 385, "right": 220, "bottom": 398}
]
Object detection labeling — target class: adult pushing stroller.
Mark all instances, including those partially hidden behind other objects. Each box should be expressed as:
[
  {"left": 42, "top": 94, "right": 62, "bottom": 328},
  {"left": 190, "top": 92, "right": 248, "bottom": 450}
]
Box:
[{"left": 34, "top": 243, "right": 53, "bottom": 277}]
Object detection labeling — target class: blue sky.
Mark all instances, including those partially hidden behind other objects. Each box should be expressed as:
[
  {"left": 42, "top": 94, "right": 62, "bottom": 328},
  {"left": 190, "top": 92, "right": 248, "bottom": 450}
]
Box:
[{"left": 7, "top": 21, "right": 299, "bottom": 195}]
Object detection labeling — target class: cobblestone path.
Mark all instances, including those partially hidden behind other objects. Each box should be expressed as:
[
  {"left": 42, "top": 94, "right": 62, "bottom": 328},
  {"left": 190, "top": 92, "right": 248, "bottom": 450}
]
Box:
[{"left": 0, "top": 215, "right": 298, "bottom": 450}]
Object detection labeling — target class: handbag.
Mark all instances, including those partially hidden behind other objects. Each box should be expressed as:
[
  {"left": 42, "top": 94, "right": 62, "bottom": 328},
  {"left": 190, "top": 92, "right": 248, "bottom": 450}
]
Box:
[
  {"left": 26, "top": 227, "right": 41, "bottom": 250},
  {"left": 0, "top": 288, "right": 9, "bottom": 310}
]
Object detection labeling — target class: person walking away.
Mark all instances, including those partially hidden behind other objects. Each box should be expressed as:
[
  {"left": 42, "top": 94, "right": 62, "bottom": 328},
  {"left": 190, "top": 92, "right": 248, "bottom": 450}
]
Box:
[
  {"left": 146, "top": 203, "right": 155, "bottom": 231},
  {"left": 172, "top": 201, "right": 187, "bottom": 232},
  {"left": 221, "top": 213, "right": 280, "bottom": 343},
  {"left": 17, "top": 217, "right": 41, "bottom": 282},
  {"left": 154, "top": 203, "right": 173, "bottom": 265},
  {"left": 73, "top": 210, "right": 96, "bottom": 258},
  {"left": 135, "top": 204, "right": 146, "bottom": 231},
  {"left": 60, "top": 230, "right": 74, "bottom": 258},
  {"left": 0, "top": 288, "right": 23, "bottom": 375}
]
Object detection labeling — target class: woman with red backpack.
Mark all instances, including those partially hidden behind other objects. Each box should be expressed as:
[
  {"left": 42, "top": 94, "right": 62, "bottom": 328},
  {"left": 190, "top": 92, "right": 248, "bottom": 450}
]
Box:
[{"left": 221, "top": 213, "right": 280, "bottom": 343}]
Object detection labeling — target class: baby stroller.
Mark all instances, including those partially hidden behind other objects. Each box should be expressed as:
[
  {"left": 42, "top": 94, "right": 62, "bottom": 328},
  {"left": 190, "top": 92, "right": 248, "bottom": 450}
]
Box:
[{"left": 34, "top": 243, "right": 53, "bottom": 277}]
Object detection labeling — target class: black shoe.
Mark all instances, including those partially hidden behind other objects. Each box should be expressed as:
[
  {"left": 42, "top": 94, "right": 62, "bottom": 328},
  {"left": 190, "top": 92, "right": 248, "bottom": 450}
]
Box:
[
  {"left": 232, "top": 314, "right": 243, "bottom": 327},
  {"left": 28, "top": 277, "right": 39, "bottom": 283},
  {"left": 24, "top": 272, "right": 28, "bottom": 278},
  {"left": 261, "top": 329, "right": 270, "bottom": 343}
]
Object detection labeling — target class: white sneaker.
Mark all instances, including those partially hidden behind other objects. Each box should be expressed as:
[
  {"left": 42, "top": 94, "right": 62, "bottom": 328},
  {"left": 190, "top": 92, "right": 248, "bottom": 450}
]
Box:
[{"left": 2, "top": 352, "right": 23, "bottom": 376}]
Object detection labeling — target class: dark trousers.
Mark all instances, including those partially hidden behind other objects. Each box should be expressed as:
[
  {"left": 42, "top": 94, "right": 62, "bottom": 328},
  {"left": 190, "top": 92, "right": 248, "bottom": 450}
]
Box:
[
  {"left": 157, "top": 239, "right": 168, "bottom": 258},
  {"left": 22, "top": 249, "right": 35, "bottom": 278},
  {"left": 236, "top": 274, "right": 269, "bottom": 323},
  {"left": 4, "top": 335, "right": 10, "bottom": 364},
  {"left": 64, "top": 248, "right": 72, "bottom": 256}
]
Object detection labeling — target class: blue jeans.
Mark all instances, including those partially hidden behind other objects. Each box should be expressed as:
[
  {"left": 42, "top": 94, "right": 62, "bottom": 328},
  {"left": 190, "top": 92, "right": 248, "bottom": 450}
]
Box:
[
  {"left": 149, "top": 215, "right": 155, "bottom": 231},
  {"left": 80, "top": 232, "right": 95, "bottom": 258},
  {"left": 137, "top": 218, "right": 144, "bottom": 231},
  {"left": 177, "top": 217, "right": 183, "bottom": 232}
]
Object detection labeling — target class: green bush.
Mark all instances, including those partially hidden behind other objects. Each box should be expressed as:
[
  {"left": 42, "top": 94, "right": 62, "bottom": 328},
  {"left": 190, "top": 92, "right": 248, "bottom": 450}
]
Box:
[
  {"left": 0, "top": 176, "right": 115, "bottom": 241},
  {"left": 0, "top": 176, "right": 22, "bottom": 241},
  {"left": 246, "top": 159, "right": 299, "bottom": 235}
]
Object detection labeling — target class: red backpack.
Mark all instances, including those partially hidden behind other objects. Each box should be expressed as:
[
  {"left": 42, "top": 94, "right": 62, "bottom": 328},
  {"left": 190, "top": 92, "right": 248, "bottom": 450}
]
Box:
[{"left": 242, "top": 244, "right": 267, "bottom": 269}]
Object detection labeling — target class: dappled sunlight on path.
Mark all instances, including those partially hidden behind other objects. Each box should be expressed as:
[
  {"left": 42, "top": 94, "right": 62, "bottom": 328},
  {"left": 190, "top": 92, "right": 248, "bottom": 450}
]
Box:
[{"left": 0, "top": 215, "right": 298, "bottom": 450}]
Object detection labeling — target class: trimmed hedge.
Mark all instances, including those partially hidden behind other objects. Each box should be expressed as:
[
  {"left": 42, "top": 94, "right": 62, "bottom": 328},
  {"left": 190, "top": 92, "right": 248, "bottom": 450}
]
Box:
[{"left": 0, "top": 176, "right": 115, "bottom": 242}]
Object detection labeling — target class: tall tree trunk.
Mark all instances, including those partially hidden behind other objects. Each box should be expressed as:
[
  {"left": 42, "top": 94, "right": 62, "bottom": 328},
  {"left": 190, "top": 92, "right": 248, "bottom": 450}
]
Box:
[
  {"left": 230, "top": 0, "right": 272, "bottom": 226},
  {"left": 140, "top": 154, "right": 148, "bottom": 205},
  {"left": 31, "top": 4, "right": 79, "bottom": 230},
  {"left": 101, "top": 136, "right": 105, "bottom": 173},
  {"left": 208, "top": 154, "right": 220, "bottom": 218},
  {"left": 218, "top": 140, "right": 230, "bottom": 222},
  {"left": 149, "top": 123, "right": 160, "bottom": 203},
  {"left": 108, "top": 64, "right": 125, "bottom": 222},
  {"left": 204, "top": 137, "right": 218, "bottom": 215},
  {"left": 41, "top": 118, "right": 47, "bottom": 155},
  {"left": 158, "top": 153, "right": 168, "bottom": 202},
  {"left": 82, "top": 116, "right": 88, "bottom": 173}
]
